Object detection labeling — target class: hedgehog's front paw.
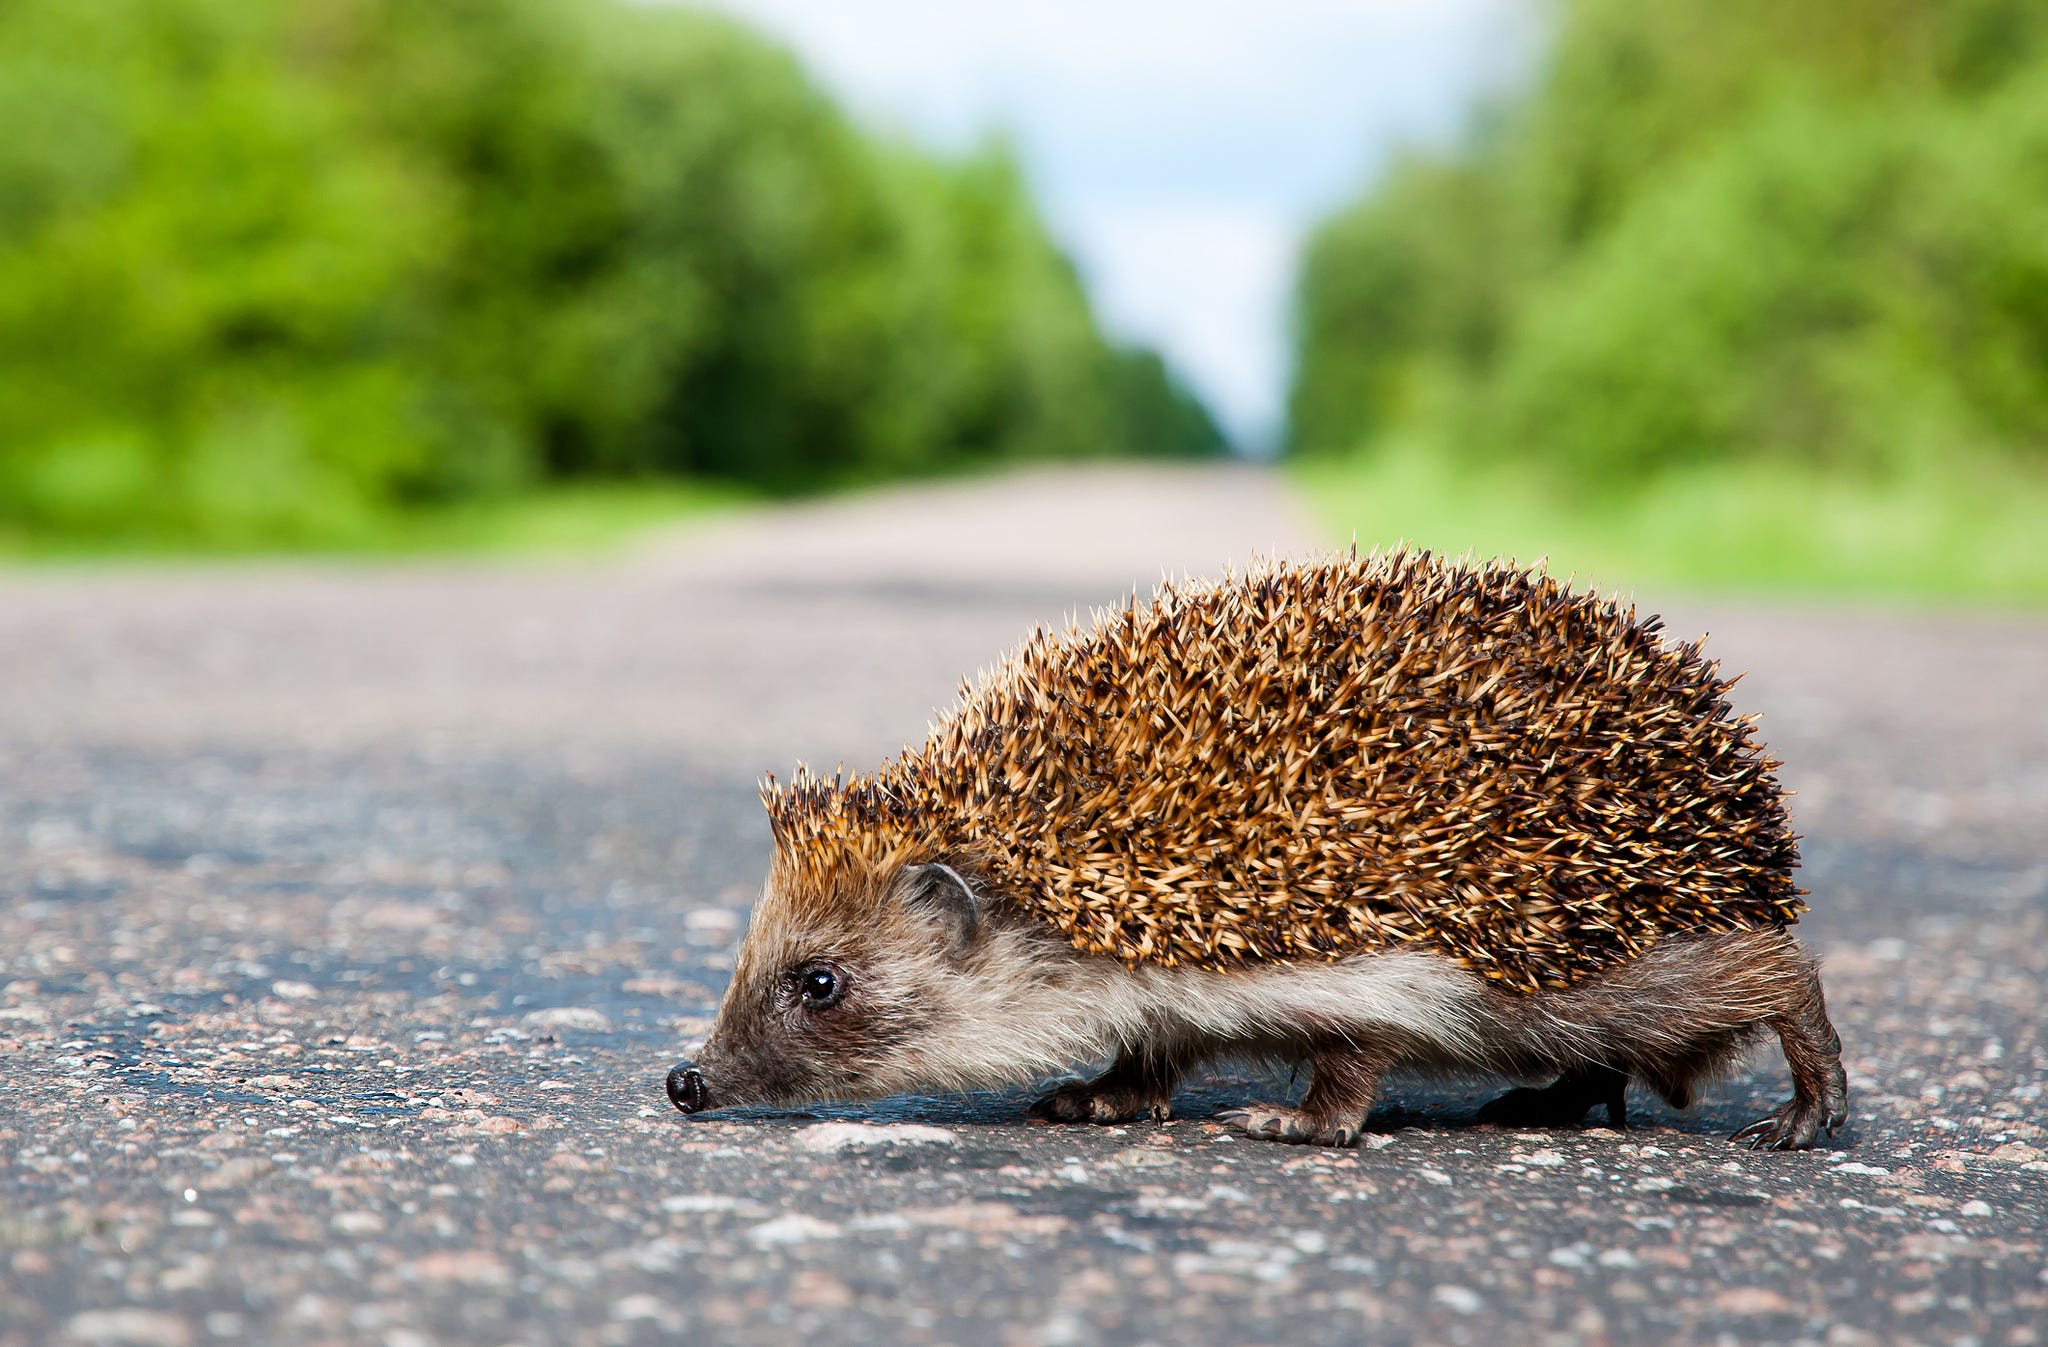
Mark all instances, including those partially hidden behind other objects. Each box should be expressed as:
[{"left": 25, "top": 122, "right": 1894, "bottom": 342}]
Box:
[
  {"left": 1216, "top": 1104, "right": 1364, "bottom": 1148},
  {"left": 1031, "top": 1076, "right": 1172, "bottom": 1125}
]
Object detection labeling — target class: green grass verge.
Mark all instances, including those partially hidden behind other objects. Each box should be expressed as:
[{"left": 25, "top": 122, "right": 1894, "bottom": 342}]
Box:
[
  {"left": 1294, "top": 442, "right": 2048, "bottom": 604},
  {"left": 371, "top": 481, "right": 751, "bottom": 558},
  {"left": 0, "top": 480, "right": 751, "bottom": 563}
]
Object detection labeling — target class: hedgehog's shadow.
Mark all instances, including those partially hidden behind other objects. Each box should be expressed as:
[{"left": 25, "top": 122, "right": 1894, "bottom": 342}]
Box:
[
  {"left": 704, "top": 1088, "right": 1041, "bottom": 1129},
  {"left": 701, "top": 1063, "right": 1818, "bottom": 1146},
  {"left": 1180, "top": 1064, "right": 1820, "bottom": 1143}
]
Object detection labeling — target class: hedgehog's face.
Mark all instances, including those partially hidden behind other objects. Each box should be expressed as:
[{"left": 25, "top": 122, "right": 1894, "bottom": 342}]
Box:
[{"left": 671, "top": 859, "right": 990, "bottom": 1113}]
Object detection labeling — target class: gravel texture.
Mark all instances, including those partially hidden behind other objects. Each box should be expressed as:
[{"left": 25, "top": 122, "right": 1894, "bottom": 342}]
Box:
[{"left": 3, "top": 464, "right": 2044, "bottom": 1347}]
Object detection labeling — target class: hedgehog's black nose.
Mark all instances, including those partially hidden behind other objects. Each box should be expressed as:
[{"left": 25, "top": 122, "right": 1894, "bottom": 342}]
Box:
[{"left": 666, "top": 1064, "right": 708, "bottom": 1114}]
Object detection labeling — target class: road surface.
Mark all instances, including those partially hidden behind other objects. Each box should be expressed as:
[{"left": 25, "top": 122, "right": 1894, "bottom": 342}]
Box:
[{"left": 3, "top": 465, "right": 2043, "bottom": 1346}]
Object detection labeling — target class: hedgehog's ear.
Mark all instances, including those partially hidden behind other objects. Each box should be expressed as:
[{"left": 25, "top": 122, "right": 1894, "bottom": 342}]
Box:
[{"left": 903, "top": 863, "right": 981, "bottom": 959}]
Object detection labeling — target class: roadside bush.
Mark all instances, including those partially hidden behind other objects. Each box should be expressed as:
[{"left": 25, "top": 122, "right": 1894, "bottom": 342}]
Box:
[
  {"left": 1478, "top": 84, "right": 2048, "bottom": 486},
  {"left": 1287, "top": 0, "right": 2048, "bottom": 496}
]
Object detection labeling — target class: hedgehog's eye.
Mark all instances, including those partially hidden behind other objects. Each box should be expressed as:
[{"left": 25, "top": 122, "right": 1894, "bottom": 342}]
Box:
[{"left": 791, "top": 962, "right": 848, "bottom": 1011}]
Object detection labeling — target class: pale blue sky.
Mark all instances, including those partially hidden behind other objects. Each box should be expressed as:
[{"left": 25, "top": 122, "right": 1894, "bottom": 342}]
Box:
[{"left": 693, "top": 0, "right": 1534, "bottom": 447}]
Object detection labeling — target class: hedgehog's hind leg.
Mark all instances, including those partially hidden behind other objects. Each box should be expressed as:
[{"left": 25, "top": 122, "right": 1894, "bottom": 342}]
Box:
[
  {"left": 1733, "top": 960, "right": 1850, "bottom": 1151},
  {"left": 1217, "top": 1042, "right": 1392, "bottom": 1148},
  {"left": 1032, "top": 1044, "right": 1185, "bottom": 1124},
  {"left": 1476, "top": 1062, "right": 1628, "bottom": 1130}
]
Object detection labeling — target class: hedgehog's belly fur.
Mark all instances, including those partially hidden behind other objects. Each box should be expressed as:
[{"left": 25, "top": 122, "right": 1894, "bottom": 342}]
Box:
[
  {"left": 1085, "top": 949, "right": 1495, "bottom": 1065},
  {"left": 916, "top": 926, "right": 1808, "bottom": 1100}
]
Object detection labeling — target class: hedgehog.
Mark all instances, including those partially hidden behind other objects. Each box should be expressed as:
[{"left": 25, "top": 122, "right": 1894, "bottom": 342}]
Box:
[{"left": 666, "top": 549, "right": 1848, "bottom": 1150}]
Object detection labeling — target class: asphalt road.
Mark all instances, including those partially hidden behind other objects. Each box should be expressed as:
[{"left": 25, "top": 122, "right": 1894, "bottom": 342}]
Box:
[{"left": 3, "top": 465, "right": 2044, "bottom": 1347}]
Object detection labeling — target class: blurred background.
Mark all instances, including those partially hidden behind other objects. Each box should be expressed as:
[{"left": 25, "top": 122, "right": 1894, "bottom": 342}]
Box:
[{"left": 2, "top": 0, "right": 2045, "bottom": 599}]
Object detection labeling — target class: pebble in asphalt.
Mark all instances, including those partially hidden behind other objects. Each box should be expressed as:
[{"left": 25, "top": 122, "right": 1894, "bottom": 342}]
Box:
[{"left": 2, "top": 465, "right": 2044, "bottom": 1346}]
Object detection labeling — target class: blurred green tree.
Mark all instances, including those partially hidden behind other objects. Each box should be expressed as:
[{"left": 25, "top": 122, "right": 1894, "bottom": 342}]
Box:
[
  {"left": 0, "top": 0, "right": 1221, "bottom": 546},
  {"left": 1288, "top": 0, "right": 2048, "bottom": 490}
]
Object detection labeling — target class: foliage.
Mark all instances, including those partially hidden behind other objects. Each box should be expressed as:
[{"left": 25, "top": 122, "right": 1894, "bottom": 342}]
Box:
[
  {"left": 1296, "top": 440, "right": 2048, "bottom": 604},
  {"left": 1289, "top": 0, "right": 2048, "bottom": 595},
  {"left": 0, "top": 0, "right": 1221, "bottom": 547},
  {"left": 1484, "top": 83, "right": 2048, "bottom": 487}
]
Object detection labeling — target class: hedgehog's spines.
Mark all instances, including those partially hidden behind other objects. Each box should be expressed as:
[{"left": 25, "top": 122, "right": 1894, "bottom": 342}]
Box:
[{"left": 762, "top": 548, "right": 1801, "bottom": 990}]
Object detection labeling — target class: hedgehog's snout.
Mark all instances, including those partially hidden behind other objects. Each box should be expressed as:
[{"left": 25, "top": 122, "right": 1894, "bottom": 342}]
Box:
[{"left": 665, "top": 1063, "right": 709, "bottom": 1114}]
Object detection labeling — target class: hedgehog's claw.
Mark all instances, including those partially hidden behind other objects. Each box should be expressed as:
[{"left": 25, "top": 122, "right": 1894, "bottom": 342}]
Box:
[
  {"left": 1731, "top": 1116, "right": 1773, "bottom": 1147},
  {"left": 1032, "top": 1076, "right": 1173, "bottom": 1125},
  {"left": 1217, "top": 1105, "right": 1362, "bottom": 1149},
  {"left": 1731, "top": 1098, "right": 1828, "bottom": 1150}
]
